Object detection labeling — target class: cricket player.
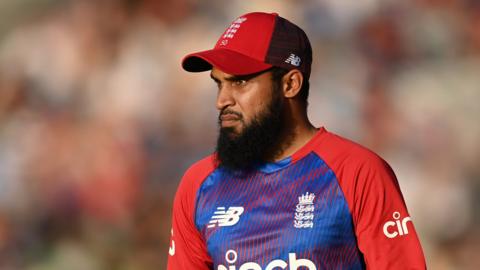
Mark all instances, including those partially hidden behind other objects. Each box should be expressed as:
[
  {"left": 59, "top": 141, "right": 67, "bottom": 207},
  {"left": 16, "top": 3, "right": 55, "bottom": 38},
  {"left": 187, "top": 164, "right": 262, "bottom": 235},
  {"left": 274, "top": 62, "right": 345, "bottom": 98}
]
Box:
[{"left": 167, "top": 12, "right": 426, "bottom": 269}]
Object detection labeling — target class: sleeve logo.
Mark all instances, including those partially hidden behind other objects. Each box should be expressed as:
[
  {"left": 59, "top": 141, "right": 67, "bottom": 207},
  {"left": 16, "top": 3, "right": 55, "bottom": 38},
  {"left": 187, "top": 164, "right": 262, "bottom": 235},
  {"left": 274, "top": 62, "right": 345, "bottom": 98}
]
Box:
[
  {"left": 168, "top": 228, "right": 175, "bottom": 256},
  {"left": 383, "top": 212, "right": 413, "bottom": 239},
  {"left": 208, "top": 206, "right": 244, "bottom": 228}
]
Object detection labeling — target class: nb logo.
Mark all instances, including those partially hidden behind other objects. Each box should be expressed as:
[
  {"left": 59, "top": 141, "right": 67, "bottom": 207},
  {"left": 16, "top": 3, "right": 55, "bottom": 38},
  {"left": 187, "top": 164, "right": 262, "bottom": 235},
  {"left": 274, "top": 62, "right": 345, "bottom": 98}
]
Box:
[
  {"left": 383, "top": 212, "right": 412, "bottom": 239},
  {"left": 285, "top": 53, "right": 301, "bottom": 67},
  {"left": 208, "top": 206, "right": 244, "bottom": 228}
]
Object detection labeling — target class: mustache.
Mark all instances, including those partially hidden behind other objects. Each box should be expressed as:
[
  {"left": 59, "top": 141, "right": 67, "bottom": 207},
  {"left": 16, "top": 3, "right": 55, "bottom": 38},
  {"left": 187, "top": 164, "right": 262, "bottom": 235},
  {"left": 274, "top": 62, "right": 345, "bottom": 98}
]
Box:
[{"left": 218, "top": 109, "right": 243, "bottom": 121}]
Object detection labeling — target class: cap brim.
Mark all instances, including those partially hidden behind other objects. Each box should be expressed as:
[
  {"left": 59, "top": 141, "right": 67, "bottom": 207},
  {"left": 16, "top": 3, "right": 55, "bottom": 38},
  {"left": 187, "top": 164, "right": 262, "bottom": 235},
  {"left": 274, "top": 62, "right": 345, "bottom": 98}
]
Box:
[{"left": 182, "top": 48, "right": 272, "bottom": 75}]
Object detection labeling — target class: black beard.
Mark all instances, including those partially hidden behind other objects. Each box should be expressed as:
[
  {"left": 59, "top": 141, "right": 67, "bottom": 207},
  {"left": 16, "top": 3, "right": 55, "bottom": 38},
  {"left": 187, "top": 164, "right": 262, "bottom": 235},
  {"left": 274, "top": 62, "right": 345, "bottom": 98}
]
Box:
[{"left": 215, "top": 89, "right": 284, "bottom": 172}]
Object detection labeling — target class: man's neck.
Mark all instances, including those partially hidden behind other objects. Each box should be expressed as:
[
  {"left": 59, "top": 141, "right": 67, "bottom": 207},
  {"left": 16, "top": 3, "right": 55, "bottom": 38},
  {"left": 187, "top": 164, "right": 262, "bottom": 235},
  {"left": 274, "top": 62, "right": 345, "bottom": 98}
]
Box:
[{"left": 271, "top": 121, "right": 318, "bottom": 162}]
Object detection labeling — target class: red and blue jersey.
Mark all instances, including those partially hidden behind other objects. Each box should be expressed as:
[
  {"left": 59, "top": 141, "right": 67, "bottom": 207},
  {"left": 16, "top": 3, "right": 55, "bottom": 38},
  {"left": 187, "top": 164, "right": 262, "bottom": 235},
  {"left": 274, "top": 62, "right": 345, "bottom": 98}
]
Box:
[{"left": 167, "top": 127, "right": 426, "bottom": 269}]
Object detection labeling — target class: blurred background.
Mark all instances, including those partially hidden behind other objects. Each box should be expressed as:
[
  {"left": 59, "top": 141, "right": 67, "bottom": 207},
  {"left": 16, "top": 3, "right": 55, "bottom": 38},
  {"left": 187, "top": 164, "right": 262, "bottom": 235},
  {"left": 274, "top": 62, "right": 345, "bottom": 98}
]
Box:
[{"left": 0, "top": 0, "right": 478, "bottom": 269}]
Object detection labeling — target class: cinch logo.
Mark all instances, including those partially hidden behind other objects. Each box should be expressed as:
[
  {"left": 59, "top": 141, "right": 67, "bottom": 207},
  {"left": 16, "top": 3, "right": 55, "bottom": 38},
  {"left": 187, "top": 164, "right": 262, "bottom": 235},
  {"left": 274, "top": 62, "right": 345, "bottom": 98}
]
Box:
[
  {"left": 208, "top": 206, "right": 244, "bottom": 228},
  {"left": 218, "top": 249, "right": 317, "bottom": 270},
  {"left": 383, "top": 212, "right": 412, "bottom": 239}
]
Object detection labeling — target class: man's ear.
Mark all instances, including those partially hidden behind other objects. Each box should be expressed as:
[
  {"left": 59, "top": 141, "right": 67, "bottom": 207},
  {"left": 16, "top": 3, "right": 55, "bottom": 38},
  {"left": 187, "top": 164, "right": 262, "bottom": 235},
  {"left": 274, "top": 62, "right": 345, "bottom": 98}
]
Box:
[{"left": 282, "top": 69, "right": 303, "bottom": 99}]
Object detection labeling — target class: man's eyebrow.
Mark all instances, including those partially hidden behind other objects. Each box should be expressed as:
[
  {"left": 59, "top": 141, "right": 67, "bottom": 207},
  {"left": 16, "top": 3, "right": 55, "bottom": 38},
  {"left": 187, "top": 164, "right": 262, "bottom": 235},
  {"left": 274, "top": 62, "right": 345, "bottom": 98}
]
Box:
[
  {"left": 223, "top": 73, "right": 264, "bottom": 82},
  {"left": 226, "top": 74, "right": 252, "bottom": 81},
  {"left": 210, "top": 68, "right": 272, "bottom": 82},
  {"left": 230, "top": 68, "right": 274, "bottom": 81},
  {"left": 210, "top": 73, "right": 220, "bottom": 82},
  {"left": 210, "top": 73, "right": 246, "bottom": 82}
]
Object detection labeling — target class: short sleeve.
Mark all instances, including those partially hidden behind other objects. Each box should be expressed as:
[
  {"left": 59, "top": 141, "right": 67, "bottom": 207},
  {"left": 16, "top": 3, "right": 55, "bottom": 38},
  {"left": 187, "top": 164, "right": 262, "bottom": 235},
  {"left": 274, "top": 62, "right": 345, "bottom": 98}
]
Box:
[{"left": 167, "top": 156, "right": 215, "bottom": 270}]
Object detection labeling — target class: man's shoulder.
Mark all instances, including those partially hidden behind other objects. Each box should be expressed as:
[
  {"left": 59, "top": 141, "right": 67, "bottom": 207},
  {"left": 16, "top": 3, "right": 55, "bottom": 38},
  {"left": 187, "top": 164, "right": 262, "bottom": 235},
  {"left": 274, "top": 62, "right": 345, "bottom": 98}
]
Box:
[
  {"left": 181, "top": 154, "right": 217, "bottom": 186},
  {"left": 313, "top": 129, "right": 399, "bottom": 197},
  {"left": 313, "top": 129, "right": 389, "bottom": 170},
  {"left": 174, "top": 154, "right": 217, "bottom": 203}
]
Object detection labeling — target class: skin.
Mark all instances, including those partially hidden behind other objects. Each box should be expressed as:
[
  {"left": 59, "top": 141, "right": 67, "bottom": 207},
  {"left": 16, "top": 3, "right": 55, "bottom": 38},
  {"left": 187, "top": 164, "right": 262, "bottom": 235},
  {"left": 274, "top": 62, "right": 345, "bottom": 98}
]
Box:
[{"left": 210, "top": 67, "right": 317, "bottom": 162}]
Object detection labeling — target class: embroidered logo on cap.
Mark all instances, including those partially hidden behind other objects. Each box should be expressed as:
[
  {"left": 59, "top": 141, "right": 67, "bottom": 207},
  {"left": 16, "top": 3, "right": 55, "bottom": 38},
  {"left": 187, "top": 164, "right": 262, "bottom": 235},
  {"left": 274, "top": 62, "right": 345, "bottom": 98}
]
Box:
[
  {"left": 285, "top": 53, "right": 301, "bottom": 67},
  {"left": 220, "top": 17, "right": 247, "bottom": 46}
]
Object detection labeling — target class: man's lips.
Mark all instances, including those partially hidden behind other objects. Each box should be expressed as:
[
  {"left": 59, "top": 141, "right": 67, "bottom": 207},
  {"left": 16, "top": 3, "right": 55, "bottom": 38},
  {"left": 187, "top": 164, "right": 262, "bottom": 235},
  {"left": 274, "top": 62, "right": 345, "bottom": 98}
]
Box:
[{"left": 220, "top": 114, "right": 241, "bottom": 122}]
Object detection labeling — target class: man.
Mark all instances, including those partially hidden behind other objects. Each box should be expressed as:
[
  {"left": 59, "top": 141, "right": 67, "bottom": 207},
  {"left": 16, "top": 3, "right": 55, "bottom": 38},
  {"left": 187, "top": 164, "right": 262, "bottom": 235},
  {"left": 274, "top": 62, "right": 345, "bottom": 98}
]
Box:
[{"left": 168, "top": 12, "right": 426, "bottom": 269}]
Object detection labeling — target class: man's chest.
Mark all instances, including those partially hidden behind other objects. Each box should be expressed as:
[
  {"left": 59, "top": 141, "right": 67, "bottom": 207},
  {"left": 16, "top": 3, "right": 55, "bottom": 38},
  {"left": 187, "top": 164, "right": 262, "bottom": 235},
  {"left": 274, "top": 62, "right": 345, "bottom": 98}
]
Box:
[{"left": 194, "top": 155, "right": 365, "bottom": 269}]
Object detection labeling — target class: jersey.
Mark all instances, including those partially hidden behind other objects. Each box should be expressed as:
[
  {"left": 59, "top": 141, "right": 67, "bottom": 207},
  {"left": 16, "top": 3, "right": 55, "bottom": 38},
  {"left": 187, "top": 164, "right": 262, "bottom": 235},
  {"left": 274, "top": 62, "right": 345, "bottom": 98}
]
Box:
[{"left": 167, "top": 127, "right": 426, "bottom": 269}]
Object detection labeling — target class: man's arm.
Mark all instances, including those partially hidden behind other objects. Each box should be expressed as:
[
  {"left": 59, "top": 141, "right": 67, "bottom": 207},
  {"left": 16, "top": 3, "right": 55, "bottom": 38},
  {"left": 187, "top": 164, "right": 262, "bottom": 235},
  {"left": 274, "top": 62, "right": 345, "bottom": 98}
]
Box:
[
  {"left": 314, "top": 132, "right": 426, "bottom": 269},
  {"left": 345, "top": 156, "right": 426, "bottom": 269},
  {"left": 167, "top": 156, "right": 215, "bottom": 270}
]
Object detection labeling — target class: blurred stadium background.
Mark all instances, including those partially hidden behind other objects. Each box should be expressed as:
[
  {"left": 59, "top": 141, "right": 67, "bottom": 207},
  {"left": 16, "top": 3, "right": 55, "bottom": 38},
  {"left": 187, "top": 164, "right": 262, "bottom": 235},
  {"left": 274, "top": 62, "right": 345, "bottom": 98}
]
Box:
[{"left": 0, "top": 0, "right": 479, "bottom": 269}]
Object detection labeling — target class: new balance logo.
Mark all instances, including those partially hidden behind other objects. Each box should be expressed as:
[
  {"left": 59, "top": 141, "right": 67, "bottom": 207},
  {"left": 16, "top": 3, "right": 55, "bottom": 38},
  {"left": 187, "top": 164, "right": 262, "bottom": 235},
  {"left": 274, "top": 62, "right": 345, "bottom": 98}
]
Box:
[
  {"left": 285, "top": 53, "right": 301, "bottom": 66},
  {"left": 208, "top": 206, "right": 244, "bottom": 228}
]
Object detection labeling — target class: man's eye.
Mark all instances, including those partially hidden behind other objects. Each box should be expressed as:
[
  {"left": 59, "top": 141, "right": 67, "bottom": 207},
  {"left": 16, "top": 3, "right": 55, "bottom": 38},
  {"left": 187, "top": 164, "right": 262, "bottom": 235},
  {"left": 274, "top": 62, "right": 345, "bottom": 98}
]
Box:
[{"left": 232, "top": 80, "right": 247, "bottom": 86}]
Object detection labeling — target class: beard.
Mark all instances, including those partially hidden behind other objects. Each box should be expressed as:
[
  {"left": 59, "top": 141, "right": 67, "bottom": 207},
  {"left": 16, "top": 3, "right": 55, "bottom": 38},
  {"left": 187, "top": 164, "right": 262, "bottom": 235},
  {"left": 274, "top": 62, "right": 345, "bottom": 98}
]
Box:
[{"left": 215, "top": 87, "right": 285, "bottom": 172}]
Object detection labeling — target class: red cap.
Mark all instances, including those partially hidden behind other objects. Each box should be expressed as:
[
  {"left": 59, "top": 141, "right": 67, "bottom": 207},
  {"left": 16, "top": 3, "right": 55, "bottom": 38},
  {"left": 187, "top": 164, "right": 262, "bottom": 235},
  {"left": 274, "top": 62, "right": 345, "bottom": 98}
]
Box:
[{"left": 182, "top": 12, "right": 312, "bottom": 79}]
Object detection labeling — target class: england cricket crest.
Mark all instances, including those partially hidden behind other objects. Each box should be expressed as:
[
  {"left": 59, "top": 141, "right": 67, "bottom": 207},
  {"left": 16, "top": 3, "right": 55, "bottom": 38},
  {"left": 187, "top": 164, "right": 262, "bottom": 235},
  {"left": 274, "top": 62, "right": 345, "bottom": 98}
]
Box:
[
  {"left": 294, "top": 192, "right": 315, "bottom": 228},
  {"left": 219, "top": 17, "right": 247, "bottom": 46}
]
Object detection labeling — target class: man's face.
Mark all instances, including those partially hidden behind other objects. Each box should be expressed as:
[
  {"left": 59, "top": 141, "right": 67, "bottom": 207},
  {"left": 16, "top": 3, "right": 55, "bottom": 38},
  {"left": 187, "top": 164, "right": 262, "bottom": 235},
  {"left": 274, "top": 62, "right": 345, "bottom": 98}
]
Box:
[
  {"left": 211, "top": 67, "right": 285, "bottom": 171},
  {"left": 211, "top": 67, "right": 277, "bottom": 135}
]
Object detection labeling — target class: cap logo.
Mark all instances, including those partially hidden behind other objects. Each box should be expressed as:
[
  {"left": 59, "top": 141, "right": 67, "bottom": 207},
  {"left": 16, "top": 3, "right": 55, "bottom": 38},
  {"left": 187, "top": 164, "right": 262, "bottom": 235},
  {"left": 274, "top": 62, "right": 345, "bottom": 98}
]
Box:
[
  {"left": 220, "top": 17, "right": 247, "bottom": 46},
  {"left": 285, "top": 53, "right": 301, "bottom": 67}
]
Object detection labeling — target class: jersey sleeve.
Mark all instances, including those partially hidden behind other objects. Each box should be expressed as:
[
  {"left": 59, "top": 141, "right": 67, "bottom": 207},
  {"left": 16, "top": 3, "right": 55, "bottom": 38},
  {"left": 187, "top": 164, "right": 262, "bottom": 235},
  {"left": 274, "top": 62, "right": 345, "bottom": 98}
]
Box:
[
  {"left": 315, "top": 133, "right": 426, "bottom": 269},
  {"left": 347, "top": 156, "right": 426, "bottom": 269},
  {"left": 167, "top": 156, "right": 215, "bottom": 270}
]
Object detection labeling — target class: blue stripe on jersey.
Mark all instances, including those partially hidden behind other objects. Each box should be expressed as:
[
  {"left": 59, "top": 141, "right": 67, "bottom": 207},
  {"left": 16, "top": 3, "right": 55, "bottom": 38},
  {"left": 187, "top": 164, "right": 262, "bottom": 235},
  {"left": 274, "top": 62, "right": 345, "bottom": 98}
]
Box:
[
  {"left": 195, "top": 152, "right": 365, "bottom": 269},
  {"left": 256, "top": 156, "right": 292, "bottom": 174}
]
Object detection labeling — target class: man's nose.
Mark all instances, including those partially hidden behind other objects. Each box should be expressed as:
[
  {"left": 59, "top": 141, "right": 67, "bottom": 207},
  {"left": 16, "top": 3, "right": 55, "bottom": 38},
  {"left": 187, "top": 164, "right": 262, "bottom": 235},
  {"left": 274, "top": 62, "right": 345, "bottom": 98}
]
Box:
[{"left": 216, "top": 85, "right": 235, "bottom": 111}]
